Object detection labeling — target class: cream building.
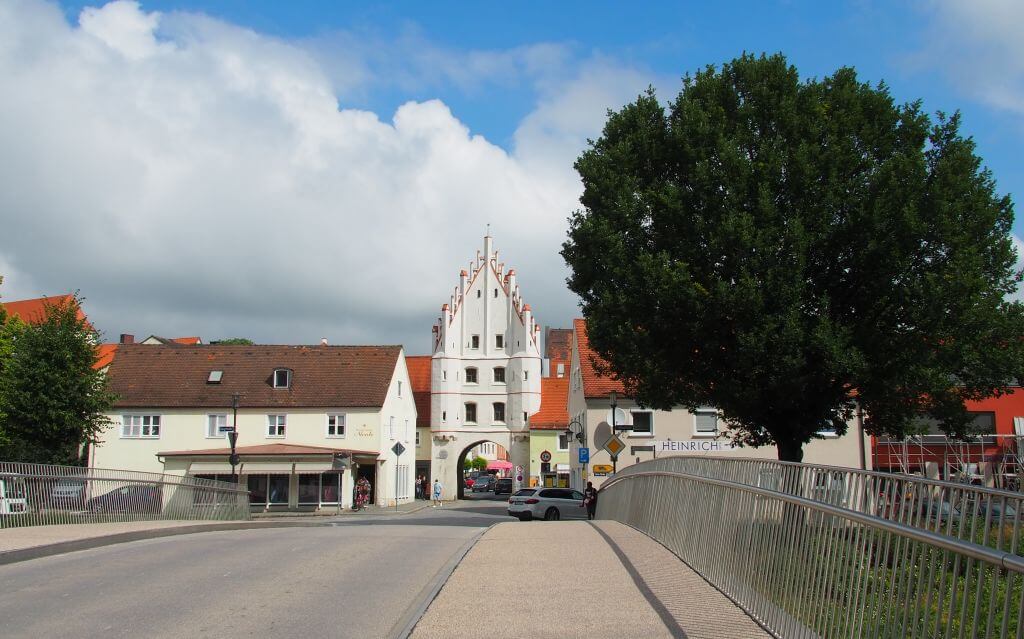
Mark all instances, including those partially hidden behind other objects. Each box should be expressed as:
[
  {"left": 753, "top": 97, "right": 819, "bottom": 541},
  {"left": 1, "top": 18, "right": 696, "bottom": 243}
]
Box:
[
  {"left": 567, "top": 319, "right": 871, "bottom": 490},
  {"left": 428, "top": 234, "right": 542, "bottom": 498},
  {"left": 91, "top": 344, "right": 417, "bottom": 511}
]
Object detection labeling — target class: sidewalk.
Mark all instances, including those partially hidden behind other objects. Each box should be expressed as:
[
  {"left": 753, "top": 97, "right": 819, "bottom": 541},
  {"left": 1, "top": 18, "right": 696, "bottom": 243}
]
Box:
[{"left": 410, "top": 520, "right": 770, "bottom": 639}]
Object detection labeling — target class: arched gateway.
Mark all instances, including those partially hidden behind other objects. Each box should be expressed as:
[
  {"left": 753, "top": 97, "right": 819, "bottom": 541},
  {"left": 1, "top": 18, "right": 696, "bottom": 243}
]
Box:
[{"left": 429, "top": 234, "right": 541, "bottom": 499}]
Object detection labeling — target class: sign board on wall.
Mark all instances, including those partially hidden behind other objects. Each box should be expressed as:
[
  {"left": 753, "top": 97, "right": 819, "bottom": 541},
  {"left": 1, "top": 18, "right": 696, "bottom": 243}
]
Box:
[{"left": 654, "top": 440, "right": 736, "bottom": 453}]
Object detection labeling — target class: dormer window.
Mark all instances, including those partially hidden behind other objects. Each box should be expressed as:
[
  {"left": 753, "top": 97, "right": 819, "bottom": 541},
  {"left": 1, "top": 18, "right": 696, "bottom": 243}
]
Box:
[{"left": 273, "top": 368, "right": 291, "bottom": 389}]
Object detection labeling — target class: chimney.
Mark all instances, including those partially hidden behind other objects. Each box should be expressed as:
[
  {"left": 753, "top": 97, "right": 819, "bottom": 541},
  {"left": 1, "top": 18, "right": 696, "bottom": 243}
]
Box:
[{"left": 120, "top": 334, "right": 134, "bottom": 344}]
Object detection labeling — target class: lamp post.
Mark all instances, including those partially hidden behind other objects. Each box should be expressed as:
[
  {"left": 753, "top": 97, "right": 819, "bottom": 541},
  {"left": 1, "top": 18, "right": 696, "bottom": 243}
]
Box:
[
  {"left": 609, "top": 391, "right": 618, "bottom": 474},
  {"left": 229, "top": 393, "right": 240, "bottom": 485}
]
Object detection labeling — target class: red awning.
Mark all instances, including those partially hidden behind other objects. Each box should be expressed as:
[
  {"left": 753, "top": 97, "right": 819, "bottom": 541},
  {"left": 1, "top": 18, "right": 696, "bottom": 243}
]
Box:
[{"left": 487, "top": 460, "right": 513, "bottom": 470}]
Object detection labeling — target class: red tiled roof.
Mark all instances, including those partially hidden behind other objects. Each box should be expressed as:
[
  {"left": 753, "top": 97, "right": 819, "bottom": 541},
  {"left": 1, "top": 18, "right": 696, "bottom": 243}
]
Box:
[
  {"left": 159, "top": 443, "right": 379, "bottom": 457},
  {"left": 171, "top": 336, "right": 201, "bottom": 345},
  {"left": 406, "top": 355, "right": 432, "bottom": 428},
  {"left": 108, "top": 344, "right": 402, "bottom": 408},
  {"left": 574, "top": 318, "right": 626, "bottom": 398},
  {"left": 95, "top": 344, "right": 118, "bottom": 370},
  {"left": 530, "top": 376, "right": 570, "bottom": 430},
  {"left": 3, "top": 294, "right": 86, "bottom": 324}
]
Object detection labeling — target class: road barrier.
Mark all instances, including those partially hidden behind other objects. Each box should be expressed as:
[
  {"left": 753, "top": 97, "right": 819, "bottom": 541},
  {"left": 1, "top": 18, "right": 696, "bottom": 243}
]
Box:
[
  {"left": 0, "top": 461, "right": 249, "bottom": 528},
  {"left": 599, "top": 457, "right": 1023, "bottom": 638}
]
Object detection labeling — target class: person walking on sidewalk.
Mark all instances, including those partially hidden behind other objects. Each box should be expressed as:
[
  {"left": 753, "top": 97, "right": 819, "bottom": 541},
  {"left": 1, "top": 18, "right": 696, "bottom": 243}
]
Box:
[
  {"left": 432, "top": 478, "right": 443, "bottom": 507},
  {"left": 583, "top": 481, "right": 598, "bottom": 520}
]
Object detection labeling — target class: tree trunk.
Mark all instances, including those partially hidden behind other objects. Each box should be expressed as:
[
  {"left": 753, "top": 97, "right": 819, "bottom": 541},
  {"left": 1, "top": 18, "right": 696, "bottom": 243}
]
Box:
[{"left": 776, "top": 438, "right": 805, "bottom": 463}]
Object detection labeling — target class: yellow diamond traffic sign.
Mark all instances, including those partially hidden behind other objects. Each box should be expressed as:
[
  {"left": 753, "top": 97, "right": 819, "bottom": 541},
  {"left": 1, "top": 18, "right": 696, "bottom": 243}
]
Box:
[{"left": 603, "top": 434, "right": 626, "bottom": 459}]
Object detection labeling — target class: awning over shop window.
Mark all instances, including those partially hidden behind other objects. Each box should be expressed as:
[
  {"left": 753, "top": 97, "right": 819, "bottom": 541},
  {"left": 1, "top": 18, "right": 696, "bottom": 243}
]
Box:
[
  {"left": 487, "top": 460, "right": 513, "bottom": 470},
  {"left": 239, "top": 462, "right": 298, "bottom": 474},
  {"left": 556, "top": 464, "right": 570, "bottom": 472},
  {"left": 293, "top": 461, "right": 337, "bottom": 474},
  {"left": 188, "top": 461, "right": 235, "bottom": 473}
]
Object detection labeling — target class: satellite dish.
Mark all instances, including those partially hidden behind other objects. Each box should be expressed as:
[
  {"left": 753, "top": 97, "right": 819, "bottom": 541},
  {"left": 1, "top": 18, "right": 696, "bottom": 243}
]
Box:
[
  {"left": 594, "top": 421, "right": 612, "bottom": 449},
  {"left": 606, "top": 407, "right": 632, "bottom": 429}
]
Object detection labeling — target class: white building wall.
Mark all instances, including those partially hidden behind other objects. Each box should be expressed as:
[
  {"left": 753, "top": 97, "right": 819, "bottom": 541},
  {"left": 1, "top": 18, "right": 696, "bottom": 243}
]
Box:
[{"left": 377, "top": 349, "right": 418, "bottom": 506}]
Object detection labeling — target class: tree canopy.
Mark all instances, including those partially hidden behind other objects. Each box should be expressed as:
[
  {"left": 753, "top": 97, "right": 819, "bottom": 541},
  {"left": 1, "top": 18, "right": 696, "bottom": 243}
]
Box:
[
  {"left": 562, "top": 53, "right": 1024, "bottom": 461},
  {"left": 0, "top": 293, "right": 116, "bottom": 464}
]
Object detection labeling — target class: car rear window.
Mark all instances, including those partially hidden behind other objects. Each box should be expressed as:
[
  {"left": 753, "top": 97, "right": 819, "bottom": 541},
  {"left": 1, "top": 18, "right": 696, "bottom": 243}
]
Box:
[{"left": 513, "top": 489, "right": 536, "bottom": 497}]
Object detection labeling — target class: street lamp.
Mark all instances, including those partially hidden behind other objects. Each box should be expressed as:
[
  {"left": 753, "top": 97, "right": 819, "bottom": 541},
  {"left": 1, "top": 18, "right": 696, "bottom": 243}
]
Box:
[
  {"left": 229, "top": 393, "right": 240, "bottom": 485},
  {"left": 609, "top": 392, "right": 618, "bottom": 474}
]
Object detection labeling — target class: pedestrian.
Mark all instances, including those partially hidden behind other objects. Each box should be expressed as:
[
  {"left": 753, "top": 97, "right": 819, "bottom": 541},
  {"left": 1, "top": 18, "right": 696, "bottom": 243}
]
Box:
[
  {"left": 583, "top": 481, "right": 598, "bottom": 520},
  {"left": 415, "top": 476, "right": 423, "bottom": 500},
  {"left": 432, "top": 478, "right": 443, "bottom": 507}
]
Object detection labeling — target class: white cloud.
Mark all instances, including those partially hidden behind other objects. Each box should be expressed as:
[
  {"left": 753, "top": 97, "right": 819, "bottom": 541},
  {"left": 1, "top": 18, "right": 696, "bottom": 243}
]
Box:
[
  {"left": 0, "top": 1, "right": 653, "bottom": 349},
  {"left": 917, "top": 0, "right": 1024, "bottom": 115},
  {"left": 1010, "top": 234, "right": 1024, "bottom": 303}
]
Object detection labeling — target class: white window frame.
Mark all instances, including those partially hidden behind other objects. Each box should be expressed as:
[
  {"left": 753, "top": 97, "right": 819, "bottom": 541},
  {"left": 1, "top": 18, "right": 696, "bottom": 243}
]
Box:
[
  {"left": 121, "top": 414, "right": 161, "bottom": 439},
  {"left": 206, "top": 414, "right": 227, "bottom": 439},
  {"left": 630, "top": 410, "right": 654, "bottom": 437},
  {"left": 465, "top": 402, "right": 477, "bottom": 424},
  {"left": 694, "top": 408, "right": 719, "bottom": 437},
  {"left": 273, "top": 368, "right": 291, "bottom": 389},
  {"left": 493, "top": 402, "right": 506, "bottom": 423},
  {"left": 493, "top": 367, "right": 506, "bottom": 384},
  {"left": 267, "top": 414, "right": 287, "bottom": 438},
  {"left": 326, "top": 414, "right": 346, "bottom": 438},
  {"left": 465, "top": 367, "right": 478, "bottom": 384}
]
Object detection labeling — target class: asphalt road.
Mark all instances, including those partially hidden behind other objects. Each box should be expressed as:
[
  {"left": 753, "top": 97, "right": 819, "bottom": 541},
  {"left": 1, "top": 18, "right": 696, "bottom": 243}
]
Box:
[{"left": 0, "top": 498, "right": 512, "bottom": 639}]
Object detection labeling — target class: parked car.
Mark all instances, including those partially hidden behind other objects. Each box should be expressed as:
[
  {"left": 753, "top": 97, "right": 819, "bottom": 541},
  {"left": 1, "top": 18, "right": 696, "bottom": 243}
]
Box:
[
  {"left": 86, "top": 484, "right": 163, "bottom": 514},
  {"left": 493, "top": 478, "right": 513, "bottom": 495},
  {"left": 0, "top": 478, "right": 29, "bottom": 515},
  {"left": 507, "top": 487, "right": 587, "bottom": 521},
  {"left": 471, "top": 475, "right": 495, "bottom": 492}
]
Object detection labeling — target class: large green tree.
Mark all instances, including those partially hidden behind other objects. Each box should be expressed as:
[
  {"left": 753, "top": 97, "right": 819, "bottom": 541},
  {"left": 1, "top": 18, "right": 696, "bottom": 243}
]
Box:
[
  {"left": 562, "top": 53, "right": 1024, "bottom": 462},
  {"left": 0, "top": 294, "right": 116, "bottom": 465}
]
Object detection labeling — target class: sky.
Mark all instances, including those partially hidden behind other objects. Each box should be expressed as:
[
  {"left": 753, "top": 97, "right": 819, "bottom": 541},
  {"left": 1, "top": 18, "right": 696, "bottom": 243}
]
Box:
[{"left": 1, "top": 1, "right": 1023, "bottom": 353}]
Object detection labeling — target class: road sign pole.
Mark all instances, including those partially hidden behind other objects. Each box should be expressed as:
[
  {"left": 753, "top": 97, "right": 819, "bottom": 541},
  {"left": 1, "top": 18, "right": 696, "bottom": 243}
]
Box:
[
  {"left": 395, "top": 456, "right": 399, "bottom": 511},
  {"left": 611, "top": 393, "right": 616, "bottom": 475}
]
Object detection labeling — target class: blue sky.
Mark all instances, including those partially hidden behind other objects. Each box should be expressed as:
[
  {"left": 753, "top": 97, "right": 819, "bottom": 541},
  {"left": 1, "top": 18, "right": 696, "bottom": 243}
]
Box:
[{"left": 1, "top": 1, "right": 1022, "bottom": 348}]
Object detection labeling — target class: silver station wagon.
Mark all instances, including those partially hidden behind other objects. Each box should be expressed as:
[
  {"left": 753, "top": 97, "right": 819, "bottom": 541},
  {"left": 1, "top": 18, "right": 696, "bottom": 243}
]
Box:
[{"left": 507, "top": 487, "right": 587, "bottom": 521}]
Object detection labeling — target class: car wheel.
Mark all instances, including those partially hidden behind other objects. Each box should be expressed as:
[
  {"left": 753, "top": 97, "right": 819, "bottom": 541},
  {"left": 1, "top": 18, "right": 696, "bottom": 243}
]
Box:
[{"left": 544, "top": 507, "right": 560, "bottom": 521}]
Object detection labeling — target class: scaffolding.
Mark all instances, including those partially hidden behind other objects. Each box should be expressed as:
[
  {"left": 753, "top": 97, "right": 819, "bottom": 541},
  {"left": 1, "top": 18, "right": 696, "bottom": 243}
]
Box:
[{"left": 873, "top": 434, "right": 1024, "bottom": 492}]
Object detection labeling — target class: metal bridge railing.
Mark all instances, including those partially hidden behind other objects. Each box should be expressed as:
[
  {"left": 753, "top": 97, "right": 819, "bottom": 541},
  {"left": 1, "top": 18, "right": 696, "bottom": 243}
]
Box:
[
  {"left": 599, "top": 457, "right": 1023, "bottom": 639},
  {"left": 0, "top": 462, "right": 250, "bottom": 528}
]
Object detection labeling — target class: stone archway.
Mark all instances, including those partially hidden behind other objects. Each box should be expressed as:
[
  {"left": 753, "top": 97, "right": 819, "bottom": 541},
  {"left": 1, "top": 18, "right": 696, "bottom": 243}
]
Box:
[
  {"left": 430, "top": 431, "right": 529, "bottom": 502},
  {"left": 455, "top": 439, "right": 500, "bottom": 500}
]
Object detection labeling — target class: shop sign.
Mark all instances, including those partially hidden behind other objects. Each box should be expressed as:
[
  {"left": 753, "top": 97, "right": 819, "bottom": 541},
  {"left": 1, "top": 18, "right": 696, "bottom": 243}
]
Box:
[{"left": 655, "top": 440, "right": 736, "bottom": 453}]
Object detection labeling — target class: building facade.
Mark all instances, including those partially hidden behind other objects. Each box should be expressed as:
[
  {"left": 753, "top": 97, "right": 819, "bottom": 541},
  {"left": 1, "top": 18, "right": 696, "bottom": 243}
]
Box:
[
  {"left": 427, "top": 234, "right": 542, "bottom": 498},
  {"left": 92, "top": 344, "right": 417, "bottom": 510}
]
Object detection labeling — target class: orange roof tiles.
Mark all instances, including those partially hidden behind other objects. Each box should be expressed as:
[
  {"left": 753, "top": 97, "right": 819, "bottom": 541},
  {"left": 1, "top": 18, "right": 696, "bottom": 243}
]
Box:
[
  {"left": 94, "top": 344, "right": 118, "bottom": 370},
  {"left": 406, "top": 355, "right": 432, "bottom": 428},
  {"left": 574, "top": 318, "right": 626, "bottom": 398},
  {"left": 3, "top": 294, "right": 85, "bottom": 324},
  {"left": 530, "top": 376, "right": 569, "bottom": 430},
  {"left": 171, "top": 337, "right": 201, "bottom": 345}
]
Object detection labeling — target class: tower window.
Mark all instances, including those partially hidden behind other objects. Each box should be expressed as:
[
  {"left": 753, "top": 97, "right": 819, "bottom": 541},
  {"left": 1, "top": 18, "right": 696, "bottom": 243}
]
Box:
[
  {"left": 471, "top": 335, "right": 480, "bottom": 349},
  {"left": 493, "top": 367, "right": 505, "bottom": 383},
  {"left": 495, "top": 335, "right": 503, "bottom": 348},
  {"left": 494, "top": 288, "right": 498, "bottom": 298},
  {"left": 466, "top": 367, "right": 478, "bottom": 384},
  {"left": 493, "top": 402, "right": 505, "bottom": 422},
  {"left": 465, "top": 403, "right": 477, "bottom": 423},
  {"left": 477, "top": 290, "right": 481, "bottom": 298}
]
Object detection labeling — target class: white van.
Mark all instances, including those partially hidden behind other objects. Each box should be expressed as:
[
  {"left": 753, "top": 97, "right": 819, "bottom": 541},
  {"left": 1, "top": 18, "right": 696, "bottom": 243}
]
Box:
[{"left": 0, "top": 477, "right": 29, "bottom": 515}]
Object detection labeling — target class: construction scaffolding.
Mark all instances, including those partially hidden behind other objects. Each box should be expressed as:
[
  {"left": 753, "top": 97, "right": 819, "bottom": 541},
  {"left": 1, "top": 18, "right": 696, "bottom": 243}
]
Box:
[{"left": 873, "top": 434, "right": 1024, "bottom": 492}]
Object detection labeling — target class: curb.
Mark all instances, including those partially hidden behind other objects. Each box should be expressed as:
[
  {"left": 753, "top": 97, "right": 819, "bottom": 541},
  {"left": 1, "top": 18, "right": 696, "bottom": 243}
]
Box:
[
  {"left": 389, "top": 524, "right": 492, "bottom": 639},
  {"left": 0, "top": 520, "right": 323, "bottom": 566}
]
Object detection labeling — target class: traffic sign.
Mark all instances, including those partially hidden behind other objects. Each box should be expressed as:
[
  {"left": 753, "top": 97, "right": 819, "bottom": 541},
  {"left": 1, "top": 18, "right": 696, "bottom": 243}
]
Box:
[
  {"left": 218, "top": 425, "right": 236, "bottom": 433},
  {"left": 515, "top": 464, "right": 523, "bottom": 473},
  {"left": 603, "top": 434, "right": 626, "bottom": 460},
  {"left": 540, "top": 450, "right": 552, "bottom": 463},
  {"left": 392, "top": 442, "right": 406, "bottom": 456},
  {"left": 592, "top": 464, "right": 613, "bottom": 476},
  {"left": 578, "top": 447, "right": 590, "bottom": 464}
]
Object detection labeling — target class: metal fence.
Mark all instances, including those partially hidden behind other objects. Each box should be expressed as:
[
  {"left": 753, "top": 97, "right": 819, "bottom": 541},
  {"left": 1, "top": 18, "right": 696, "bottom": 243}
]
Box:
[
  {"left": 599, "top": 457, "right": 1023, "bottom": 639},
  {"left": 0, "top": 462, "right": 250, "bottom": 528}
]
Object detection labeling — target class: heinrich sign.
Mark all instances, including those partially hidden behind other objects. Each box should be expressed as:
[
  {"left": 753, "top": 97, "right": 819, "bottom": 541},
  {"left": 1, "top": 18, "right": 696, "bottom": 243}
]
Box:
[{"left": 655, "top": 440, "right": 736, "bottom": 453}]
